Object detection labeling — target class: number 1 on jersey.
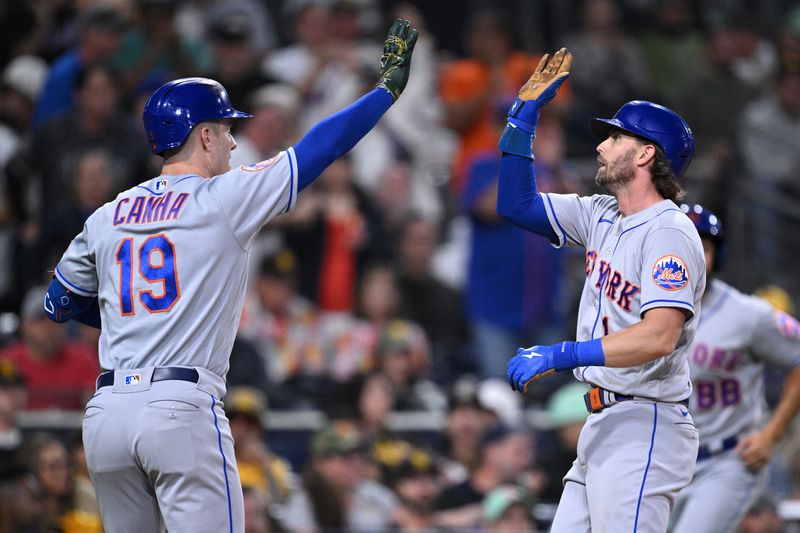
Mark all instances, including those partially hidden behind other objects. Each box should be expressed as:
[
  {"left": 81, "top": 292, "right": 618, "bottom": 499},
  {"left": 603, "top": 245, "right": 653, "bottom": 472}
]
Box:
[{"left": 115, "top": 234, "right": 180, "bottom": 315}]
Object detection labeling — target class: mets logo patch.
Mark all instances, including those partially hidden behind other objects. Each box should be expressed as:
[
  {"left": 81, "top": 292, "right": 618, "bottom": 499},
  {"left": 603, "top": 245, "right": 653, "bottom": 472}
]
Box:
[
  {"left": 124, "top": 373, "right": 141, "bottom": 386},
  {"left": 241, "top": 153, "right": 282, "bottom": 172},
  {"left": 651, "top": 255, "right": 689, "bottom": 291},
  {"left": 774, "top": 310, "right": 800, "bottom": 339}
]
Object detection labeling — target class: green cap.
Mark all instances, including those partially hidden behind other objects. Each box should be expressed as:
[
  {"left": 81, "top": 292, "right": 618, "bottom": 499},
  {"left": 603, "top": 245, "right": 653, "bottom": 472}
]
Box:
[
  {"left": 547, "top": 382, "right": 590, "bottom": 428},
  {"left": 311, "top": 423, "right": 363, "bottom": 457},
  {"left": 482, "top": 484, "right": 531, "bottom": 523}
]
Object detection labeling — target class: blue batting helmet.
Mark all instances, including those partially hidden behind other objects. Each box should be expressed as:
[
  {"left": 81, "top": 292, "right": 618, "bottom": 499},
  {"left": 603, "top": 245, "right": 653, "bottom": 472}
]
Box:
[
  {"left": 680, "top": 203, "right": 727, "bottom": 271},
  {"left": 591, "top": 101, "right": 695, "bottom": 177},
  {"left": 143, "top": 77, "right": 252, "bottom": 154}
]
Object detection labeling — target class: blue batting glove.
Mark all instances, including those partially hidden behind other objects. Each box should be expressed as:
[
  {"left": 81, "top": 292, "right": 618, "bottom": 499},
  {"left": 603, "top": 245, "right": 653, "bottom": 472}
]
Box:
[{"left": 507, "top": 339, "right": 605, "bottom": 394}]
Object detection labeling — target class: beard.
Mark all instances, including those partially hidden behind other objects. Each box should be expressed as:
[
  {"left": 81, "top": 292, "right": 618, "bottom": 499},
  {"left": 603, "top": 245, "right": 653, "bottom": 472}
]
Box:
[{"left": 595, "top": 147, "right": 636, "bottom": 193}]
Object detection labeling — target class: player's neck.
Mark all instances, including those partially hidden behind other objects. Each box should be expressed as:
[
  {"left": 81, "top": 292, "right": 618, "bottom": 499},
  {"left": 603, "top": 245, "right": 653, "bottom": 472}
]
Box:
[
  {"left": 614, "top": 174, "right": 664, "bottom": 217},
  {"left": 161, "top": 161, "right": 212, "bottom": 179}
]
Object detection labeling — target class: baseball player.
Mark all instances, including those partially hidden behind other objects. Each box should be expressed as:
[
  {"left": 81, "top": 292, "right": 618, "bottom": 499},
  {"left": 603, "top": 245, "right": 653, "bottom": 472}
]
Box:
[
  {"left": 671, "top": 204, "right": 800, "bottom": 533},
  {"left": 41, "top": 19, "right": 417, "bottom": 533},
  {"left": 497, "top": 48, "right": 704, "bottom": 532}
]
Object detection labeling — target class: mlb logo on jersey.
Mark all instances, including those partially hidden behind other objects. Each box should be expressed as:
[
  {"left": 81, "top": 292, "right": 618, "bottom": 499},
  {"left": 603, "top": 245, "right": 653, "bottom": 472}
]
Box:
[
  {"left": 652, "top": 255, "right": 689, "bottom": 291},
  {"left": 124, "top": 373, "right": 141, "bottom": 386},
  {"left": 155, "top": 179, "right": 169, "bottom": 192}
]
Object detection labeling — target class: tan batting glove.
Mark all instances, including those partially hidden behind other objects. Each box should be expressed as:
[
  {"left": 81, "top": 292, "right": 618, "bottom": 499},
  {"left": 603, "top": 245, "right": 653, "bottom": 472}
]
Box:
[{"left": 517, "top": 47, "right": 573, "bottom": 104}]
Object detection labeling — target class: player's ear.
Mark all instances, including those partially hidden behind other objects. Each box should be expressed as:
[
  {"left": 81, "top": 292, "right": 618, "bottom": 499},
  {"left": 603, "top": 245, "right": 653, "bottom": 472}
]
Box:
[
  {"left": 638, "top": 143, "right": 656, "bottom": 168},
  {"left": 198, "top": 125, "right": 214, "bottom": 153}
]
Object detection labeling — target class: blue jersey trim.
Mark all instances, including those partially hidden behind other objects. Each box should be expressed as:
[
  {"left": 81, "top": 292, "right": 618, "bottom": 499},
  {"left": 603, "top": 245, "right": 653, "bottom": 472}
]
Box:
[
  {"left": 285, "top": 150, "right": 295, "bottom": 214},
  {"left": 599, "top": 217, "right": 614, "bottom": 224},
  {"left": 175, "top": 175, "right": 202, "bottom": 185},
  {"left": 545, "top": 194, "right": 581, "bottom": 246},
  {"left": 634, "top": 403, "right": 658, "bottom": 532},
  {"left": 55, "top": 265, "right": 95, "bottom": 296},
  {"left": 136, "top": 185, "right": 165, "bottom": 196},
  {"left": 210, "top": 394, "right": 233, "bottom": 533},
  {"left": 641, "top": 299, "right": 694, "bottom": 311}
]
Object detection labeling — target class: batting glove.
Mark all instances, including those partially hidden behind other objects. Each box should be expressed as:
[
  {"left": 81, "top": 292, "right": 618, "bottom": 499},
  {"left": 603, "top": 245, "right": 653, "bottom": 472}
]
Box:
[
  {"left": 507, "top": 339, "right": 604, "bottom": 393},
  {"left": 375, "top": 19, "right": 418, "bottom": 101},
  {"left": 499, "top": 48, "right": 572, "bottom": 158}
]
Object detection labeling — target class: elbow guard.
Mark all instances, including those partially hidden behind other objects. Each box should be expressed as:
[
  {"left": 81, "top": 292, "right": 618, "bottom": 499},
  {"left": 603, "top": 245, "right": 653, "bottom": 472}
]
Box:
[{"left": 44, "top": 277, "right": 96, "bottom": 324}]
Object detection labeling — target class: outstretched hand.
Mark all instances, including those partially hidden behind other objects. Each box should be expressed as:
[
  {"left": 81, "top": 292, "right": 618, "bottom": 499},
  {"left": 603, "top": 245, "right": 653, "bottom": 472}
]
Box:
[
  {"left": 376, "top": 19, "right": 419, "bottom": 101},
  {"left": 518, "top": 47, "right": 573, "bottom": 105},
  {"left": 507, "top": 345, "right": 558, "bottom": 393}
]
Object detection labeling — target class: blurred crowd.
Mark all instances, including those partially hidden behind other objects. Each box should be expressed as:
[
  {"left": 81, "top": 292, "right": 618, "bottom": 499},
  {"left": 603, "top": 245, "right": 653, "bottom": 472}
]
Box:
[{"left": 0, "top": 0, "right": 800, "bottom": 531}]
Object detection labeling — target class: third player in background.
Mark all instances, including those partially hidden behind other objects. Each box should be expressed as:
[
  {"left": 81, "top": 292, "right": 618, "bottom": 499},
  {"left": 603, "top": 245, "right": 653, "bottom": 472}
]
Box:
[{"left": 671, "top": 204, "right": 800, "bottom": 533}]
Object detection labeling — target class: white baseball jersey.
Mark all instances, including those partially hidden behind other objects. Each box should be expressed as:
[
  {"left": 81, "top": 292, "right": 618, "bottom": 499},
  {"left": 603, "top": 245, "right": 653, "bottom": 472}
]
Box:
[
  {"left": 54, "top": 149, "right": 299, "bottom": 378},
  {"left": 688, "top": 278, "right": 800, "bottom": 445},
  {"left": 542, "top": 194, "right": 706, "bottom": 401}
]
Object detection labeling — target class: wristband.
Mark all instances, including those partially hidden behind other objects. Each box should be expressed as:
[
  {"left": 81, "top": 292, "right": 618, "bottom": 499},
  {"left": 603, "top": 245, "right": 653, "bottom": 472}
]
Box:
[{"left": 575, "top": 338, "right": 606, "bottom": 367}]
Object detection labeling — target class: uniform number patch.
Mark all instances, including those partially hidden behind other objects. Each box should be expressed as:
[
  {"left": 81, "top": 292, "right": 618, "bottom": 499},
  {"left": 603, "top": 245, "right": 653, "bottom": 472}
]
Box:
[{"left": 651, "top": 255, "right": 689, "bottom": 291}]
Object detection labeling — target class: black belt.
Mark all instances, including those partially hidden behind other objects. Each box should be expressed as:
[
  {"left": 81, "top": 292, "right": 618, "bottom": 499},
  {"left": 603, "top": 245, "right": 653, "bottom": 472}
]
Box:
[
  {"left": 96, "top": 367, "right": 199, "bottom": 389},
  {"left": 697, "top": 436, "right": 739, "bottom": 461}
]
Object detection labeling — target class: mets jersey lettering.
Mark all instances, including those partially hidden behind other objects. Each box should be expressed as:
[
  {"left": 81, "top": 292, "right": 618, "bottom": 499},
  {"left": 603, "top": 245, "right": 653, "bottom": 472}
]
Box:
[{"left": 542, "top": 193, "right": 705, "bottom": 401}]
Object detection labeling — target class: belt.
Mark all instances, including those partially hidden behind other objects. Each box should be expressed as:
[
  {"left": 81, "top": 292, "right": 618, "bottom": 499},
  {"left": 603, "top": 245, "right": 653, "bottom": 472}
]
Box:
[
  {"left": 697, "top": 436, "right": 739, "bottom": 461},
  {"left": 583, "top": 386, "right": 689, "bottom": 414},
  {"left": 96, "top": 367, "right": 199, "bottom": 389}
]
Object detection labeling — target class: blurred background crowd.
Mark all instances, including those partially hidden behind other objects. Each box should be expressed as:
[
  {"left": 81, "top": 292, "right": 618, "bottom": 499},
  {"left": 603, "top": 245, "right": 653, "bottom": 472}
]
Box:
[{"left": 0, "top": 0, "right": 799, "bottom": 531}]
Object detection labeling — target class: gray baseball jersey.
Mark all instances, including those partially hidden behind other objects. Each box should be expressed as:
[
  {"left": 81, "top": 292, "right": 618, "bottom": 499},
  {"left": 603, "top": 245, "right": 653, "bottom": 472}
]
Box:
[
  {"left": 688, "top": 278, "right": 800, "bottom": 444},
  {"left": 541, "top": 194, "right": 706, "bottom": 400},
  {"left": 672, "top": 279, "right": 800, "bottom": 533},
  {"left": 55, "top": 149, "right": 298, "bottom": 378}
]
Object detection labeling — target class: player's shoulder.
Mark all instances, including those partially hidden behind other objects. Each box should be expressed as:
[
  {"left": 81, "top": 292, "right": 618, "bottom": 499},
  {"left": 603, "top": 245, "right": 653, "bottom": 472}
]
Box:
[{"left": 648, "top": 201, "right": 701, "bottom": 240}]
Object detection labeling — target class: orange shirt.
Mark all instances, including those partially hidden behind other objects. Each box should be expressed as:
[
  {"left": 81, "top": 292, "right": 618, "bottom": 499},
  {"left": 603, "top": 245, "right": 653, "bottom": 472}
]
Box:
[{"left": 439, "top": 52, "right": 571, "bottom": 191}]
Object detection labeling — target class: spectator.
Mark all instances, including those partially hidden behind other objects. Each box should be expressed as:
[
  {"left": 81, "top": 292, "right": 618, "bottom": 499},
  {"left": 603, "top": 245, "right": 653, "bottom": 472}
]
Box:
[
  {"left": 20, "top": 433, "right": 74, "bottom": 532},
  {"left": 303, "top": 422, "right": 397, "bottom": 531},
  {"left": 242, "top": 485, "right": 270, "bottom": 533},
  {"left": 435, "top": 424, "right": 533, "bottom": 529},
  {"left": 238, "top": 249, "right": 322, "bottom": 408},
  {"left": 224, "top": 387, "right": 314, "bottom": 532},
  {"left": 736, "top": 495, "right": 783, "bottom": 533},
  {"left": 536, "top": 382, "right": 589, "bottom": 503},
  {"left": 229, "top": 84, "right": 301, "bottom": 169},
  {"left": 564, "top": 0, "right": 652, "bottom": 152},
  {"left": 639, "top": 0, "right": 705, "bottom": 106},
  {"left": 66, "top": 431, "right": 99, "bottom": 518},
  {"left": 24, "top": 64, "right": 153, "bottom": 225},
  {"left": 462, "top": 112, "right": 579, "bottom": 381},
  {"left": 111, "top": 0, "right": 209, "bottom": 94},
  {"left": 0, "top": 359, "right": 25, "bottom": 481},
  {"left": 439, "top": 379, "right": 492, "bottom": 485},
  {"left": 395, "top": 213, "right": 468, "bottom": 379},
  {"left": 205, "top": 12, "right": 278, "bottom": 112},
  {"left": 34, "top": 149, "right": 116, "bottom": 276},
  {"left": 374, "top": 320, "right": 443, "bottom": 411},
  {"left": 0, "top": 287, "right": 98, "bottom": 410},
  {"left": 227, "top": 336, "right": 271, "bottom": 394},
  {"left": 0, "top": 56, "right": 48, "bottom": 167},
  {"left": 729, "top": 14, "right": 779, "bottom": 87},
  {"left": 480, "top": 484, "right": 535, "bottom": 532},
  {"left": 385, "top": 445, "right": 442, "bottom": 531},
  {"left": 32, "top": 6, "right": 126, "bottom": 128},
  {"left": 438, "top": 9, "right": 545, "bottom": 191},
  {"left": 263, "top": 1, "right": 362, "bottom": 133},
  {"left": 284, "top": 157, "right": 390, "bottom": 312}
]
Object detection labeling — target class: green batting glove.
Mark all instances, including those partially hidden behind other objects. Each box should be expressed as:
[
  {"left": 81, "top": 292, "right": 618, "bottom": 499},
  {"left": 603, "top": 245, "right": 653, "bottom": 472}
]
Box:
[{"left": 376, "top": 18, "right": 418, "bottom": 101}]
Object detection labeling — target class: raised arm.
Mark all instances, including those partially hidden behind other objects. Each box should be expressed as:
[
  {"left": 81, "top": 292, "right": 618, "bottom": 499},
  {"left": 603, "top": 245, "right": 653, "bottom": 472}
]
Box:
[
  {"left": 496, "top": 48, "right": 572, "bottom": 242},
  {"left": 293, "top": 19, "right": 418, "bottom": 190}
]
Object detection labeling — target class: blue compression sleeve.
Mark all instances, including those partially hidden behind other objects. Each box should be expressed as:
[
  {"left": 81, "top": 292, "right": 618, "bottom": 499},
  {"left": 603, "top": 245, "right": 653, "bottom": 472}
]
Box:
[
  {"left": 496, "top": 153, "right": 558, "bottom": 243},
  {"left": 45, "top": 277, "right": 101, "bottom": 329},
  {"left": 294, "top": 88, "right": 393, "bottom": 190}
]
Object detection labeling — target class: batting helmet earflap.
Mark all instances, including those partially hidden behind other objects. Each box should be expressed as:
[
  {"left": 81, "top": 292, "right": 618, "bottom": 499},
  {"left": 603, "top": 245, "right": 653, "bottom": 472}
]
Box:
[
  {"left": 680, "top": 203, "right": 727, "bottom": 271},
  {"left": 591, "top": 101, "right": 695, "bottom": 177},
  {"left": 143, "top": 77, "right": 252, "bottom": 155}
]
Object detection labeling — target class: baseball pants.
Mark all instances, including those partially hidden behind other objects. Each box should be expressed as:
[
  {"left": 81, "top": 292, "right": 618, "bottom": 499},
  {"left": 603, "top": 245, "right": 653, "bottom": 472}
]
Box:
[
  {"left": 82, "top": 367, "right": 244, "bottom": 533},
  {"left": 671, "top": 448, "right": 765, "bottom": 533},
  {"left": 550, "top": 400, "right": 699, "bottom": 533}
]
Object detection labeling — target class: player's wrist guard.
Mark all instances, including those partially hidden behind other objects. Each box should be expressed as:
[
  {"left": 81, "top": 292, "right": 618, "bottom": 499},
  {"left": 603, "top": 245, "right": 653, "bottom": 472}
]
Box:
[
  {"left": 498, "top": 98, "right": 540, "bottom": 158},
  {"left": 375, "top": 19, "right": 418, "bottom": 101},
  {"left": 552, "top": 339, "right": 606, "bottom": 370}
]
